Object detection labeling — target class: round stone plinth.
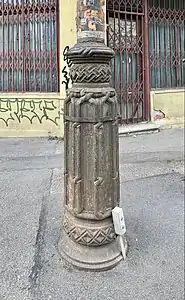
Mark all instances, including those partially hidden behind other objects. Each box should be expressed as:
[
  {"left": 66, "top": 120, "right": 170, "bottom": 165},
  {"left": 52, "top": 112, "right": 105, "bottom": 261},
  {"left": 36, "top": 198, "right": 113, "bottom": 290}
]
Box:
[{"left": 58, "top": 230, "right": 125, "bottom": 271}]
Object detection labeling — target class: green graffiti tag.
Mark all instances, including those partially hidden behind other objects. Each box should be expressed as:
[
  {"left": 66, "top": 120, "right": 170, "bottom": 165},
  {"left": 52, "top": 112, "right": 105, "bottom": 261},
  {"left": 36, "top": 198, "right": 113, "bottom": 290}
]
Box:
[{"left": 0, "top": 99, "right": 60, "bottom": 127}]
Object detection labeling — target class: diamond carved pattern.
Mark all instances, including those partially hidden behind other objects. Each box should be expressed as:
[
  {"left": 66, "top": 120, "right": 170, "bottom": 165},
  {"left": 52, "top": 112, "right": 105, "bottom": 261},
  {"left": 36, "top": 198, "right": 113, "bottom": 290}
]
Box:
[{"left": 63, "top": 218, "right": 116, "bottom": 247}]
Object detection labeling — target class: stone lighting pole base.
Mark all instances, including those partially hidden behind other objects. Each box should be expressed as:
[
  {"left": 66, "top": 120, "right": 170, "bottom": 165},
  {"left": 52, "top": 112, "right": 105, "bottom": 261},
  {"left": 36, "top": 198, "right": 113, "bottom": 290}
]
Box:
[
  {"left": 59, "top": 230, "right": 123, "bottom": 271},
  {"left": 58, "top": 39, "right": 127, "bottom": 271},
  {"left": 58, "top": 1, "right": 127, "bottom": 271}
]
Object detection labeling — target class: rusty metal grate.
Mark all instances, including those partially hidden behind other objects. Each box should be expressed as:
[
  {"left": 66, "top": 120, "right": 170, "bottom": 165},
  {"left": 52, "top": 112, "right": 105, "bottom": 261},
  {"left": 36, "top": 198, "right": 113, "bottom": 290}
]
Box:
[
  {"left": 0, "top": 0, "right": 59, "bottom": 92},
  {"left": 148, "top": 0, "right": 185, "bottom": 89},
  {"left": 107, "top": 0, "right": 150, "bottom": 124}
]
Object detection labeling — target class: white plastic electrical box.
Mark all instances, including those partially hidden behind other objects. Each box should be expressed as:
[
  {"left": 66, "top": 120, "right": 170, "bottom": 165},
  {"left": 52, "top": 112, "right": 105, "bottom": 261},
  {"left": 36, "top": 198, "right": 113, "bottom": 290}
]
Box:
[{"left": 112, "top": 206, "right": 126, "bottom": 236}]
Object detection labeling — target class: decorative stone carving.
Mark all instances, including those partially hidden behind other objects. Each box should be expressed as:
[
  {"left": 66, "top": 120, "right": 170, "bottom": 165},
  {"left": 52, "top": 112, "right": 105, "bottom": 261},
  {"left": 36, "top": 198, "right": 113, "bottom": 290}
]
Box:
[
  {"left": 58, "top": 38, "right": 126, "bottom": 271},
  {"left": 70, "top": 63, "right": 111, "bottom": 84},
  {"left": 63, "top": 212, "right": 116, "bottom": 246},
  {"left": 64, "top": 87, "right": 120, "bottom": 221}
]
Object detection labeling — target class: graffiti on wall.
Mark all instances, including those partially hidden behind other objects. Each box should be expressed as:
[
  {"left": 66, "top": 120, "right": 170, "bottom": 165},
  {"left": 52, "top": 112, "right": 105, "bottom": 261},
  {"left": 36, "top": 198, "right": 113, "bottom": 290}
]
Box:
[
  {"left": 0, "top": 99, "right": 60, "bottom": 127},
  {"left": 62, "top": 46, "right": 72, "bottom": 91},
  {"left": 77, "top": 0, "right": 105, "bottom": 39}
]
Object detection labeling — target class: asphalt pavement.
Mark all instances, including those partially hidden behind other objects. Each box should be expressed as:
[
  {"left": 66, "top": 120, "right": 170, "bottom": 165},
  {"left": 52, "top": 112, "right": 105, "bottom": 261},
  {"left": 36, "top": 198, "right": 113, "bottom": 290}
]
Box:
[{"left": 0, "top": 128, "right": 184, "bottom": 300}]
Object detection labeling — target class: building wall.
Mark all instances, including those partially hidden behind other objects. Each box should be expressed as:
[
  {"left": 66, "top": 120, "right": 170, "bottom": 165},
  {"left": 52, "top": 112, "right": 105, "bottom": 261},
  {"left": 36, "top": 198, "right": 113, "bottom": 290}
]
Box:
[
  {"left": 0, "top": 1, "right": 184, "bottom": 138},
  {"left": 151, "top": 89, "right": 185, "bottom": 127},
  {"left": 0, "top": 94, "right": 61, "bottom": 137},
  {"left": 0, "top": 0, "right": 76, "bottom": 138}
]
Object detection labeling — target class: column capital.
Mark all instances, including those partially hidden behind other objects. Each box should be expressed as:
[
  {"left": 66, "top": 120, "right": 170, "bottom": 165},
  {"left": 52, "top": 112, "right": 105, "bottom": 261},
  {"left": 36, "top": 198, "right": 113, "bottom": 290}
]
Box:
[{"left": 66, "top": 40, "right": 114, "bottom": 64}]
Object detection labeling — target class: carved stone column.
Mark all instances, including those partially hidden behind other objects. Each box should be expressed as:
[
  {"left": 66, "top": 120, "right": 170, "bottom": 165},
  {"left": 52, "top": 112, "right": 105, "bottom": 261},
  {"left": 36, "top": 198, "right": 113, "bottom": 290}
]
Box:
[{"left": 58, "top": 0, "right": 125, "bottom": 271}]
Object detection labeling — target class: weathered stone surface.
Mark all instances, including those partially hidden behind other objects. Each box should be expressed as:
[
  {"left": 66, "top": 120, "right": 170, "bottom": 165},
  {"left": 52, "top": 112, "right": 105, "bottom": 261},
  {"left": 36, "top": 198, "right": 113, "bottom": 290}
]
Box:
[{"left": 58, "top": 29, "right": 125, "bottom": 270}]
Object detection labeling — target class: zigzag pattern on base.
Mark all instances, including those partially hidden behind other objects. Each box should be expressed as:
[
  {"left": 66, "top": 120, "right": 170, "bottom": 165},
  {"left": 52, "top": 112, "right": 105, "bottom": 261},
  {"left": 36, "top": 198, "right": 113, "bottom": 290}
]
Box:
[{"left": 63, "top": 216, "right": 116, "bottom": 247}]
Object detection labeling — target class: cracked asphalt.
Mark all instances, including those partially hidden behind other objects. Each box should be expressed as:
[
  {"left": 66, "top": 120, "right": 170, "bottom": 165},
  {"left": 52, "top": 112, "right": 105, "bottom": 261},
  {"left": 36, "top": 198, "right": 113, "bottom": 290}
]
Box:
[{"left": 0, "top": 128, "right": 184, "bottom": 300}]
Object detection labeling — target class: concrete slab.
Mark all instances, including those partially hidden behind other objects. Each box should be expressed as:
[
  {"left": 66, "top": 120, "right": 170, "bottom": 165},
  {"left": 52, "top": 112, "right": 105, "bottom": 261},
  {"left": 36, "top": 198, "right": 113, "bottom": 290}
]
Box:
[
  {"left": 0, "top": 138, "right": 59, "bottom": 158},
  {"left": 0, "top": 128, "right": 184, "bottom": 300},
  {"left": 0, "top": 169, "right": 52, "bottom": 300},
  {"left": 36, "top": 173, "right": 184, "bottom": 300}
]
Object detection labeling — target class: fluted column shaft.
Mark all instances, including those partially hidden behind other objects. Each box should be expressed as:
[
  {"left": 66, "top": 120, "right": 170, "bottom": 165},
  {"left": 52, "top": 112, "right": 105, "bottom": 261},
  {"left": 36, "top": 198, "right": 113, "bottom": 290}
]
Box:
[{"left": 58, "top": 0, "right": 124, "bottom": 271}]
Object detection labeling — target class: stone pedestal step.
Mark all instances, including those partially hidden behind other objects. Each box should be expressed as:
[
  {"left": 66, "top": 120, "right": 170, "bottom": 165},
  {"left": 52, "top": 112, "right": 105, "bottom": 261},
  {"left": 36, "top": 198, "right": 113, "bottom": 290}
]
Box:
[{"left": 119, "top": 122, "right": 160, "bottom": 136}]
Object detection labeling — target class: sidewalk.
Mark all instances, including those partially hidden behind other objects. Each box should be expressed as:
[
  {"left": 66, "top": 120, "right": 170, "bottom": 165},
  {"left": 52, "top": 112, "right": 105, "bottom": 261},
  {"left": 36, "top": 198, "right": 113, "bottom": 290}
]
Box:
[{"left": 0, "top": 128, "right": 184, "bottom": 300}]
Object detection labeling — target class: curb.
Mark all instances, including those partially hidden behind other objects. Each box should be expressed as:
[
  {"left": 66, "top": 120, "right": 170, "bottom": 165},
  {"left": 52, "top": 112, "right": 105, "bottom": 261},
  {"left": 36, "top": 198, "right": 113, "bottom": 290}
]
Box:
[{"left": 119, "top": 122, "right": 160, "bottom": 136}]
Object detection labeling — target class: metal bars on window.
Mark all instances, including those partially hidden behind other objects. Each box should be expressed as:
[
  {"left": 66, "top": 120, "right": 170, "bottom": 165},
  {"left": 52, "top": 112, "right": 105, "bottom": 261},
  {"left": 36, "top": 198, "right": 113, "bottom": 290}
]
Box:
[
  {"left": 107, "top": 0, "right": 149, "bottom": 124},
  {"left": 148, "top": 0, "right": 185, "bottom": 89},
  {"left": 0, "top": 0, "right": 59, "bottom": 92}
]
